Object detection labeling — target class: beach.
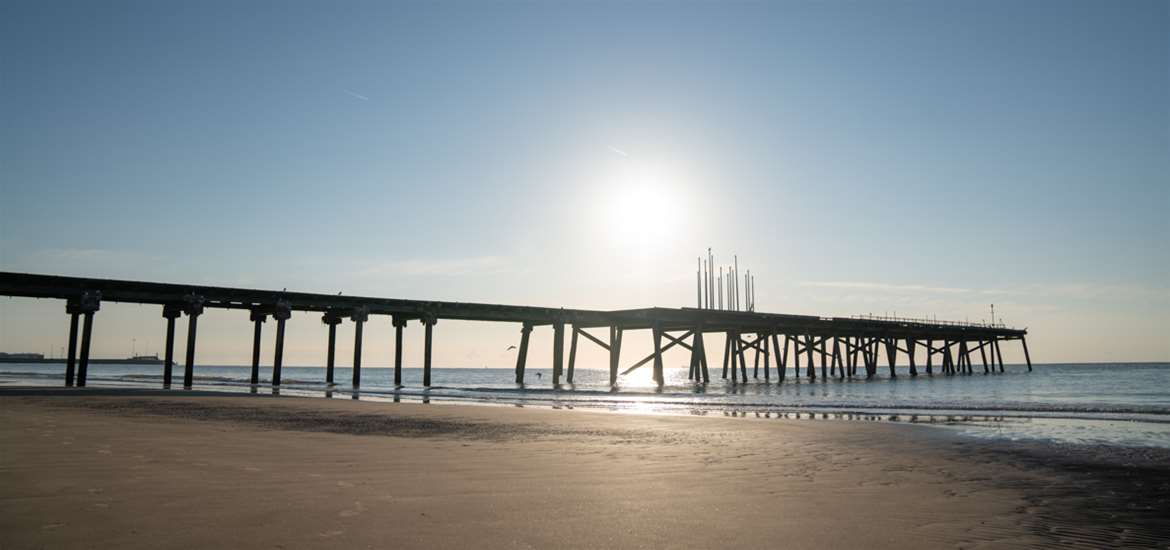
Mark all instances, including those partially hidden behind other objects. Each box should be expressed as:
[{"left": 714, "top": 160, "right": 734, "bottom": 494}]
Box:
[{"left": 2, "top": 389, "right": 1167, "bottom": 549}]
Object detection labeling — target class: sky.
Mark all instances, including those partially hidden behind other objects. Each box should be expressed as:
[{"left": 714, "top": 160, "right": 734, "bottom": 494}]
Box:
[{"left": 1, "top": 0, "right": 1167, "bottom": 368}]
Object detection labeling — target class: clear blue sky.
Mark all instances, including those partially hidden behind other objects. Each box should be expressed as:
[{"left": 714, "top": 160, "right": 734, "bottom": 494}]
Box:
[{"left": 2, "top": 0, "right": 1167, "bottom": 366}]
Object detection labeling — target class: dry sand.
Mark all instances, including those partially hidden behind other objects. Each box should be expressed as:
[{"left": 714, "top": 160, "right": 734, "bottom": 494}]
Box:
[{"left": 1, "top": 389, "right": 1167, "bottom": 549}]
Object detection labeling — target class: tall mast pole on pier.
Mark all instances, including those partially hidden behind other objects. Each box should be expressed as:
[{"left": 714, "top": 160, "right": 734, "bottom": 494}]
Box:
[
  {"left": 697, "top": 258, "right": 702, "bottom": 308},
  {"left": 734, "top": 255, "right": 739, "bottom": 311}
]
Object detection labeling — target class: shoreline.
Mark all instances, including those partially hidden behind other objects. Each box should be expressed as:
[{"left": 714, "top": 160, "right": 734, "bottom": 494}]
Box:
[{"left": 2, "top": 388, "right": 1169, "bottom": 548}]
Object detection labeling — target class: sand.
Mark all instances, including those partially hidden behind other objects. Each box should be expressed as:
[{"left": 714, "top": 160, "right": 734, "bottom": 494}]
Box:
[{"left": 1, "top": 388, "right": 1167, "bottom": 549}]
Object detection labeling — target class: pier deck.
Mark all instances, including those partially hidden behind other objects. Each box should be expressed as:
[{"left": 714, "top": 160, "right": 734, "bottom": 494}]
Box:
[{"left": 0, "top": 272, "right": 1029, "bottom": 389}]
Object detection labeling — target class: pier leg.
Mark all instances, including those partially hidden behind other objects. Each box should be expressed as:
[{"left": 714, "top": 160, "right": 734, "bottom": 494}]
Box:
[
  {"left": 832, "top": 337, "right": 844, "bottom": 379},
  {"left": 321, "top": 312, "right": 342, "bottom": 385},
  {"left": 77, "top": 311, "right": 95, "bottom": 387},
  {"left": 762, "top": 333, "right": 771, "bottom": 382},
  {"left": 752, "top": 334, "right": 761, "bottom": 379},
  {"left": 652, "top": 323, "right": 665, "bottom": 387},
  {"left": 925, "top": 339, "right": 933, "bottom": 375},
  {"left": 688, "top": 330, "right": 700, "bottom": 381},
  {"left": 698, "top": 331, "right": 710, "bottom": 383},
  {"left": 738, "top": 333, "right": 748, "bottom": 382},
  {"left": 251, "top": 316, "right": 264, "bottom": 385},
  {"left": 567, "top": 326, "right": 578, "bottom": 384},
  {"left": 352, "top": 318, "right": 364, "bottom": 388},
  {"left": 1021, "top": 337, "right": 1032, "bottom": 372},
  {"left": 163, "top": 305, "right": 179, "bottom": 388},
  {"left": 725, "top": 330, "right": 734, "bottom": 381},
  {"left": 792, "top": 337, "right": 801, "bottom": 380},
  {"left": 806, "top": 335, "right": 816, "bottom": 380},
  {"left": 271, "top": 316, "right": 285, "bottom": 386},
  {"left": 772, "top": 334, "right": 786, "bottom": 382},
  {"left": 993, "top": 338, "right": 1005, "bottom": 373},
  {"left": 819, "top": 337, "right": 828, "bottom": 381},
  {"left": 553, "top": 321, "right": 565, "bottom": 386},
  {"left": 609, "top": 326, "right": 622, "bottom": 386},
  {"left": 182, "top": 313, "right": 198, "bottom": 388},
  {"left": 423, "top": 318, "right": 434, "bottom": 387},
  {"left": 64, "top": 308, "right": 79, "bottom": 386},
  {"left": 867, "top": 338, "right": 878, "bottom": 379},
  {"left": 515, "top": 322, "right": 532, "bottom": 384},
  {"left": 325, "top": 321, "right": 336, "bottom": 384},
  {"left": 885, "top": 338, "right": 897, "bottom": 378},
  {"left": 847, "top": 337, "right": 857, "bottom": 377},
  {"left": 906, "top": 338, "right": 917, "bottom": 376},
  {"left": 393, "top": 317, "right": 406, "bottom": 387},
  {"left": 979, "top": 340, "right": 990, "bottom": 374},
  {"left": 722, "top": 332, "right": 731, "bottom": 379},
  {"left": 957, "top": 340, "right": 967, "bottom": 374},
  {"left": 943, "top": 341, "right": 954, "bottom": 375}
]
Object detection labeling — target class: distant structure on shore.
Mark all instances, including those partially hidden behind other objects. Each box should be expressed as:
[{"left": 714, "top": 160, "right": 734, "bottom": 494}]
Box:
[
  {"left": 0, "top": 351, "right": 163, "bottom": 365},
  {"left": 0, "top": 271, "right": 1030, "bottom": 391}
]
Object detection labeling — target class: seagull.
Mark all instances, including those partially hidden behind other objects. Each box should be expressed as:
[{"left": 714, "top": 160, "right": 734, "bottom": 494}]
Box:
[{"left": 506, "top": 345, "right": 517, "bottom": 351}]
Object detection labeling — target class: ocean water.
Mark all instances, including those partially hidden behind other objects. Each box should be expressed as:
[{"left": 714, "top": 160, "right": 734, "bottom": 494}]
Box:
[{"left": 3, "top": 361, "right": 1168, "bottom": 449}]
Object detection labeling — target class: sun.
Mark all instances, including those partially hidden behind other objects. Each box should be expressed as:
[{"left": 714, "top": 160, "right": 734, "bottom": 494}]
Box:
[{"left": 603, "top": 160, "right": 676, "bottom": 246}]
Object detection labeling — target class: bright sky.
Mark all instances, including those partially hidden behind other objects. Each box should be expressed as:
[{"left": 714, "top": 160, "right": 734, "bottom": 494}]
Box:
[{"left": 2, "top": 0, "right": 1167, "bottom": 367}]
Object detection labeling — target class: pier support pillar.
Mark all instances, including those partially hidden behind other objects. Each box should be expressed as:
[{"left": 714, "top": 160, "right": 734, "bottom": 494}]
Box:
[
  {"left": 960, "top": 340, "right": 972, "bottom": 374},
  {"left": 721, "top": 332, "right": 731, "bottom": 379},
  {"left": 651, "top": 322, "right": 664, "bottom": 387},
  {"left": 73, "top": 291, "right": 101, "bottom": 387},
  {"left": 925, "top": 339, "right": 933, "bottom": 375},
  {"left": 752, "top": 334, "right": 762, "bottom": 379},
  {"left": 885, "top": 338, "right": 897, "bottom": 378},
  {"left": 832, "top": 337, "right": 844, "bottom": 379},
  {"left": 64, "top": 301, "right": 80, "bottom": 386},
  {"left": 806, "top": 335, "right": 816, "bottom": 380},
  {"left": 979, "top": 340, "right": 990, "bottom": 374},
  {"left": 515, "top": 322, "right": 533, "bottom": 384},
  {"left": 762, "top": 333, "right": 771, "bottom": 382},
  {"left": 162, "top": 304, "right": 181, "bottom": 388},
  {"left": 738, "top": 333, "right": 748, "bottom": 382},
  {"left": 697, "top": 330, "right": 710, "bottom": 383},
  {"left": 775, "top": 333, "right": 788, "bottom": 382},
  {"left": 943, "top": 340, "right": 954, "bottom": 375},
  {"left": 819, "top": 337, "right": 828, "bottom": 381},
  {"left": 248, "top": 308, "right": 267, "bottom": 385},
  {"left": 179, "top": 295, "right": 203, "bottom": 388},
  {"left": 792, "top": 337, "right": 801, "bottom": 380},
  {"left": 567, "top": 326, "right": 578, "bottom": 384},
  {"left": 270, "top": 301, "right": 290, "bottom": 386},
  {"left": 688, "top": 328, "right": 702, "bottom": 381},
  {"left": 422, "top": 314, "right": 436, "bottom": 387},
  {"left": 906, "top": 338, "right": 918, "bottom": 376},
  {"left": 608, "top": 326, "right": 622, "bottom": 386},
  {"left": 351, "top": 307, "right": 369, "bottom": 388},
  {"left": 321, "top": 310, "right": 343, "bottom": 385},
  {"left": 552, "top": 321, "right": 565, "bottom": 386},
  {"left": 1021, "top": 337, "right": 1032, "bottom": 372},
  {"left": 393, "top": 316, "right": 407, "bottom": 387},
  {"left": 993, "top": 337, "right": 1005, "bottom": 373}
]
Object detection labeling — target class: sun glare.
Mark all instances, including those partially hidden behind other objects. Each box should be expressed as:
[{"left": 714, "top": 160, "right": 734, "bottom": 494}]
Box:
[{"left": 603, "top": 159, "right": 677, "bottom": 246}]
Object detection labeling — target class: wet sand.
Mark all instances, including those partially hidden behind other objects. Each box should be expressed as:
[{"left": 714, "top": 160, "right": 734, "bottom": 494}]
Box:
[{"left": 1, "top": 388, "right": 1167, "bottom": 549}]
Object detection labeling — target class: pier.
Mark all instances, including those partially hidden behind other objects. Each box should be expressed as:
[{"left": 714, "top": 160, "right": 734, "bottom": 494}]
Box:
[{"left": 0, "top": 272, "right": 1031, "bottom": 389}]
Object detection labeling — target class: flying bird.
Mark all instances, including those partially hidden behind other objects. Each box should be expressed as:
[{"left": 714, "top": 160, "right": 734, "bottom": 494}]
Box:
[
  {"left": 506, "top": 345, "right": 517, "bottom": 351},
  {"left": 344, "top": 89, "right": 370, "bottom": 101}
]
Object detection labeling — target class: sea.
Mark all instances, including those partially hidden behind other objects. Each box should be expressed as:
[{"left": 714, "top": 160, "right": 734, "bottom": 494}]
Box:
[{"left": 3, "top": 361, "right": 1168, "bottom": 450}]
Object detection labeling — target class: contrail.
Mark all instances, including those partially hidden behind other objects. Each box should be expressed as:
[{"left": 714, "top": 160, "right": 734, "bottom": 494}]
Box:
[
  {"left": 344, "top": 89, "right": 370, "bottom": 101},
  {"left": 607, "top": 145, "right": 629, "bottom": 157}
]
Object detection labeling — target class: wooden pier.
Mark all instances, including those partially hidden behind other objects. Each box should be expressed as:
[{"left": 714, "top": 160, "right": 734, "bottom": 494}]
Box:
[{"left": 0, "top": 272, "right": 1031, "bottom": 389}]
